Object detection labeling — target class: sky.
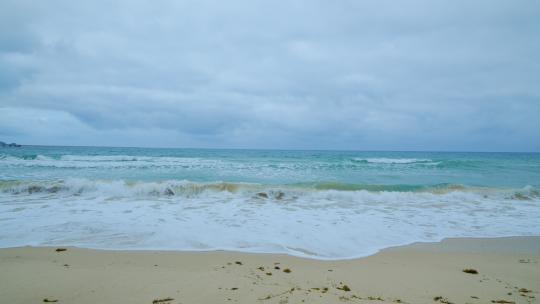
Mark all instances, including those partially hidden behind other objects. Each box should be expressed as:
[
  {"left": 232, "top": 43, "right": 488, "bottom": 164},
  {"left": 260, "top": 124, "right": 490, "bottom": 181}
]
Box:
[{"left": 0, "top": 1, "right": 539, "bottom": 151}]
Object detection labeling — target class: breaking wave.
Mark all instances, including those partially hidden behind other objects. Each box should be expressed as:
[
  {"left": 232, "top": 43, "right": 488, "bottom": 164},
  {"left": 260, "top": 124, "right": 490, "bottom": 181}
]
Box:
[
  {"left": 1, "top": 179, "right": 539, "bottom": 201},
  {"left": 1, "top": 148, "right": 539, "bottom": 259},
  {"left": 0, "top": 154, "right": 218, "bottom": 169},
  {"left": 1, "top": 154, "right": 449, "bottom": 169},
  {"left": 1, "top": 178, "right": 539, "bottom": 259}
]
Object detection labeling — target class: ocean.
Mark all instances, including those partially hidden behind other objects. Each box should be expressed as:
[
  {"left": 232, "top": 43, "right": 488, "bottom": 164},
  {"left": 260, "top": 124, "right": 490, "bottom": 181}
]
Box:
[{"left": 1, "top": 146, "right": 539, "bottom": 259}]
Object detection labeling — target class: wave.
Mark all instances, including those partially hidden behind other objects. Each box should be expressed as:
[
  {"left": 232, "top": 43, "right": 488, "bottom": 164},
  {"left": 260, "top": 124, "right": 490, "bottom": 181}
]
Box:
[
  {"left": 0, "top": 154, "right": 521, "bottom": 174},
  {"left": 59, "top": 155, "right": 200, "bottom": 162},
  {"left": 0, "top": 179, "right": 254, "bottom": 197},
  {"left": 351, "top": 157, "right": 435, "bottom": 164},
  {"left": 298, "top": 182, "right": 431, "bottom": 192},
  {"left": 0, "top": 154, "right": 220, "bottom": 169},
  {"left": 2, "top": 150, "right": 540, "bottom": 259},
  {"left": 1, "top": 179, "right": 539, "bottom": 201},
  {"left": 0, "top": 154, "right": 448, "bottom": 171},
  {"left": 1, "top": 178, "right": 539, "bottom": 259}
]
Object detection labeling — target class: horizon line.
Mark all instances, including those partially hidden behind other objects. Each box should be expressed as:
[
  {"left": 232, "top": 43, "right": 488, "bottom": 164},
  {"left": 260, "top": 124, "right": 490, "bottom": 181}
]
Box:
[{"left": 4, "top": 143, "right": 539, "bottom": 154}]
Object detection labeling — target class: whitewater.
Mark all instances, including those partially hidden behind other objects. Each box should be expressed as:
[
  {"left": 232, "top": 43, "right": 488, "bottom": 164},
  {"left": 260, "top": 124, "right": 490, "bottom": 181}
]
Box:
[{"left": 1, "top": 146, "right": 539, "bottom": 259}]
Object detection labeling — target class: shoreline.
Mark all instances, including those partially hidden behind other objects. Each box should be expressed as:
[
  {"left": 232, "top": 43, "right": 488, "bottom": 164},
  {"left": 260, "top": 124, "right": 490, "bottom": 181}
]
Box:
[
  {"left": 2, "top": 235, "right": 540, "bottom": 261},
  {"left": 1, "top": 236, "right": 539, "bottom": 304}
]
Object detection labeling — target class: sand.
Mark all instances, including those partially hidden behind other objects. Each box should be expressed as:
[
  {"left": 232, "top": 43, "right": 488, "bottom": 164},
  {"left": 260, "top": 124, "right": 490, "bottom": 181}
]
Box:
[{"left": 0, "top": 237, "right": 538, "bottom": 304}]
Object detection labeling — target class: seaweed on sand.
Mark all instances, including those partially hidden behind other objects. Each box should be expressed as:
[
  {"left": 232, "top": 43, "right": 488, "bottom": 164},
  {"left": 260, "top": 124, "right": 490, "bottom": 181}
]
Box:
[
  {"left": 337, "top": 284, "right": 351, "bottom": 292},
  {"left": 434, "top": 296, "right": 454, "bottom": 304},
  {"left": 258, "top": 287, "right": 296, "bottom": 301},
  {"left": 152, "top": 298, "right": 174, "bottom": 304}
]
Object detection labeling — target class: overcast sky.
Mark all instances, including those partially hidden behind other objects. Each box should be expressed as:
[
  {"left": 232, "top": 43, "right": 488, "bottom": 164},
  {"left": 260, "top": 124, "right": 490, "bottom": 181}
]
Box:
[{"left": 1, "top": 1, "right": 539, "bottom": 151}]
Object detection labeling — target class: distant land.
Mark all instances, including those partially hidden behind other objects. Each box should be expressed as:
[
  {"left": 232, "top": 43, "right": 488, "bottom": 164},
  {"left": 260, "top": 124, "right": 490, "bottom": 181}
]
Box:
[{"left": 0, "top": 141, "right": 21, "bottom": 147}]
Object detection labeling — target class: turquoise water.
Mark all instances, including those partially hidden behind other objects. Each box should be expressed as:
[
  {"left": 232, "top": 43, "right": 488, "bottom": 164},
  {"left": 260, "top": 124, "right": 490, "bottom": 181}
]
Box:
[
  {"left": 1, "top": 146, "right": 539, "bottom": 259},
  {"left": 2, "top": 146, "right": 540, "bottom": 187}
]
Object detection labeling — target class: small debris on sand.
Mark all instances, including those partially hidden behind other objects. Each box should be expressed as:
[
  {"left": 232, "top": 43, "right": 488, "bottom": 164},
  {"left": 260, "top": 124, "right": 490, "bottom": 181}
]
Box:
[
  {"left": 518, "top": 288, "right": 531, "bottom": 293},
  {"left": 463, "top": 268, "right": 479, "bottom": 274},
  {"left": 337, "top": 284, "right": 351, "bottom": 292},
  {"left": 55, "top": 248, "right": 67, "bottom": 252},
  {"left": 491, "top": 300, "right": 515, "bottom": 304},
  {"left": 258, "top": 287, "right": 296, "bottom": 301},
  {"left": 235, "top": 261, "right": 242, "bottom": 265},
  {"left": 152, "top": 298, "right": 174, "bottom": 304},
  {"left": 283, "top": 268, "right": 291, "bottom": 273},
  {"left": 434, "top": 296, "right": 454, "bottom": 304},
  {"left": 43, "top": 299, "right": 58, "bottom": 303}
]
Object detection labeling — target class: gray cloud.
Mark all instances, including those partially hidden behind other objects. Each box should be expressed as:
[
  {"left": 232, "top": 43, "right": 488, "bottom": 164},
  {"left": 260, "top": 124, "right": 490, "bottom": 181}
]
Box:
[{"left": 1, "top": 0, "right": 539, "bottom": 151}]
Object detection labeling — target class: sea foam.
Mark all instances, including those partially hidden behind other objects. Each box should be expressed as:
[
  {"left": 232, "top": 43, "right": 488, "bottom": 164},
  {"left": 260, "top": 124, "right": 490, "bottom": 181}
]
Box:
[
  {"left": 1, "top": 148, "right": 539, "bottom": 259},
  {"left": 352, "top": 157, "right": 435, "bottom": 164},
  {"left": 1, "top": 178, "right": 539, "bottom": 259}
]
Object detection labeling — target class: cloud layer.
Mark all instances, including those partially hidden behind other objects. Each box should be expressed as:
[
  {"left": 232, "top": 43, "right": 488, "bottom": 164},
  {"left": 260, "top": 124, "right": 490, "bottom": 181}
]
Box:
[{"left": 1, "top": 0, "right": 539, "bottom": 151}]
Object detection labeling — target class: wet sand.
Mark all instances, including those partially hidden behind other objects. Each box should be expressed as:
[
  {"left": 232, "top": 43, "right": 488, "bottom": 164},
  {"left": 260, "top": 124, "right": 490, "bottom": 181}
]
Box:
[{"left": 0, "top": 237, "right": 539, "bottom": 304}]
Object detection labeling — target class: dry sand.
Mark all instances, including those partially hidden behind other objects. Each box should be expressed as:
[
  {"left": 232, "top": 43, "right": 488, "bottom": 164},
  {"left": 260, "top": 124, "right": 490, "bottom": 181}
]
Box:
[{"left": 0, "top": 237, "right": 539, "bottom": 304}]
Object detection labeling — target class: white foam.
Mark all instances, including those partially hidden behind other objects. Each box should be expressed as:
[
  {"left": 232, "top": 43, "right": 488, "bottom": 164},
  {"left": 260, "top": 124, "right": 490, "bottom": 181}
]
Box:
[
  {"left": 1, "top": 179, "right": 539, "bottom": 259},
  {"left": 0, "top": 154, "right": 221, "bottom": 169},
  {"left": 1, "top": 154, "right": 437, "bottom": 170},
  {"left": 352, "top": 157, "right": 434, "bottom": 164}
]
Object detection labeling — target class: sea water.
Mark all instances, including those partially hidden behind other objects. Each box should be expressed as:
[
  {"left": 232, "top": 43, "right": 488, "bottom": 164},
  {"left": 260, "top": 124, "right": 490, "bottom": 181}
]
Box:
[{"left": 1, "top": 146, "right": 539, "bottom": 259}]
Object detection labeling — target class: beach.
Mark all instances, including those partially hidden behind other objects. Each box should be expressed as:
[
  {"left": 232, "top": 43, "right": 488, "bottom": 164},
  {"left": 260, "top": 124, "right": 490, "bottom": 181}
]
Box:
[
  {"left": 2, "top": 0, "right": 539, "bottom": 302},
  {"left": 1, "top": 236, "right": 538, "bottom": 304},
  {"left": 1, "top": 148, "right": 539, "bottom": 303}
]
